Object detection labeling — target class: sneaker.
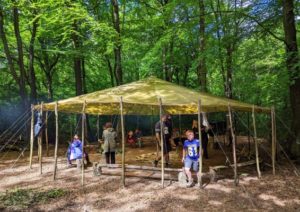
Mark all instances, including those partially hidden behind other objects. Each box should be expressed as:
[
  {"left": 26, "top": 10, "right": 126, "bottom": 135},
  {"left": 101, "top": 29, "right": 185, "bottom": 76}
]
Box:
[
  {"left": 152, "top": 160, "right": 158, "bottom": 167},
  {"left": 186, "top": 178, "right": 194, "bottom": 188}
]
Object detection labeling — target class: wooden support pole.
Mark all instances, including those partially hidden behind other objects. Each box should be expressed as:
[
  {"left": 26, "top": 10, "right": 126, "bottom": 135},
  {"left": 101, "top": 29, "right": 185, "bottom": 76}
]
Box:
[
  {"left": 252, "top": 105, "right": 261, "bottom": 179},
  {"left": 38, "top": 102, "right": 43, "bottom": 174},
  {"left": 271, "top": 106, "right": 276, "bottom": 175},
  {"left": 81, "top": 101, "right": 86, "bottom": 186},
  {"left": 228, "top": 105, "right": 238, "bottom": 186},
  {"left": 247, "top": 112, "right": 251, "bottom": 155},
  {"left": 29, "top": 105, "right": 34, "bottom": 169},
  {"left": 97, "top": 114, "right": 100, "bottom": 141},
  {"left": 151, "top": 107, "right": 154, "bottom": 137},
  {"left": 120, "top": 97, "right": 126, "bottom": 187},
  {"left": 158, "top": 98, "right": 164, "bottom": 188},
  {"left": 45, "top": 111, "right": 49, "bottom": 156},
  {"left": 53, "top": 102, "right": 59, "bottom": 180},
  {"left": 179, "top": 113, "right": 182, "bottom": 141},
  {"left": 197, "top": 100, "right": 203, "bottom": 188}
]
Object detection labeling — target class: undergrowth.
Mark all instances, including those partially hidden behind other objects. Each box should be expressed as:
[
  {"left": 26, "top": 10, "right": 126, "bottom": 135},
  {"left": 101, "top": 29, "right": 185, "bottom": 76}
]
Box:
[{"left": 0, "top": 188, "right": 68, "bottom": 209}]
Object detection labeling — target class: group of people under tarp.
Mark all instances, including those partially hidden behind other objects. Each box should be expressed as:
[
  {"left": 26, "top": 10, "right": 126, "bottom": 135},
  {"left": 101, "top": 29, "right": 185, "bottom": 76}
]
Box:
[
  {"left": 66, "top": 114, "right": 215, "bottom": 187},
  {"left": 67, "top": 122, "right": 117, "bottom": 166}
]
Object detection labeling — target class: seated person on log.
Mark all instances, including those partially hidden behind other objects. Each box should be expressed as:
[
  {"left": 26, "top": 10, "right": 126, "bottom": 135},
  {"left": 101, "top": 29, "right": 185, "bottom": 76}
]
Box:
[
  {"left": 182, "top": 130, "right": 200, "bottom": 187},
  {"left": 127, "top": 130, "right": 136, "bottom": 147},
  {"left": 134, "top": 128, "right": 143, "bottom": 148},
  {"left": 67, "top": 134, "right": 91, "bottom": 167}
]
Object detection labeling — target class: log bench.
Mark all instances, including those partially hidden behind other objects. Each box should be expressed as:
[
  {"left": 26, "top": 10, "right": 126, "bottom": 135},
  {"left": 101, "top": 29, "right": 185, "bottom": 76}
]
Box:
[
  {"left": 209, "top": 159, "right": 263, "bottom": 183},
  {"left": 93, "top": 162, "right": 183, "bottom": 176}
]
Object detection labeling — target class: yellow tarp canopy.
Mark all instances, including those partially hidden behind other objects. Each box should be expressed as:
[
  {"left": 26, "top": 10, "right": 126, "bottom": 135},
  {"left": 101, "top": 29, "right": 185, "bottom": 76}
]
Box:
[{"left": 35, "top": 77, "right": 270, "bottom": 115}]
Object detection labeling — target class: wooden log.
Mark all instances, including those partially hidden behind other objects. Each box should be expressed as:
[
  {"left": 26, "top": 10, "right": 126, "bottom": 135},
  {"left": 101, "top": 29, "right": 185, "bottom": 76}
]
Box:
[
  {"left": 29, "top": 105, "right": 34, "bottom": 169},
  {"left": 271, "top": 106, "right": 276, "bottom": 175},
  {"left": 197, "top": 99, "right": 203, "bottom": 188},
  {"left": 209, "top": 159, "right": 262, "bottom": 183},
  {"left": 252, "top": 105, "right": 261, "bottom": 178},
  {"left": 81, "top": 101, "right": 86, "bottom": 186},
  {"left": 120, "top": 97, "right": 126, "bottom": 187},
  {"left": 158, "top": 98, "right": 164, "bottom": 188},
  {"left": 95, "top": 163, "right": 182, "bottom": 172},
  {"left": 53, "top": 102, "right": 59, "bottom": 180},
  {"left": 228, "top": 104, "right": 238, "bottom": 186}
]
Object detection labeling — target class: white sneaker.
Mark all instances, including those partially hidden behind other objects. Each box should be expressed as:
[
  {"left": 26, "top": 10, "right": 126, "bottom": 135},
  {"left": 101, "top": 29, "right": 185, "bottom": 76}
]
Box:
[{"left": 186, "top": 179, "right": 193, "bottom": 187}]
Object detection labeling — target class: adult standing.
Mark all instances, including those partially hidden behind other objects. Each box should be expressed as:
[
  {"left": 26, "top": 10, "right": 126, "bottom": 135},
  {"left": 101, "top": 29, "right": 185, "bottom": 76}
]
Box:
[
  {"left": 102, "top": 122, "right": 117, "bottom": 164},
  {"left": 192, "top": 120, "right": 209, "bottom": 159},
  {"left": 153, "top": 114, "right": 172, "bottom": 167}
]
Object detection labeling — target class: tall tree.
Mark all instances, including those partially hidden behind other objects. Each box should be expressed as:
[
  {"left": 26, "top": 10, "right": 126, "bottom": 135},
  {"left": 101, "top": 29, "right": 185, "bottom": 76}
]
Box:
[
  {"left": 28, "top": 9, "right": 39, "bottom": 103},
  {"left": 72, "top": 20, "right": 84, "bottom": 96},
  {"left": 197, "top": 0, "right": 207, "bottom": 92},
  {"left": 0, "top": 6, "right": 28, "bottom": 108},
  {"left": 111, "top": 0, "right": 123, "bottom": 85},
  {"left": 282, "top": 0, "right": 300, "bottom": 157}
]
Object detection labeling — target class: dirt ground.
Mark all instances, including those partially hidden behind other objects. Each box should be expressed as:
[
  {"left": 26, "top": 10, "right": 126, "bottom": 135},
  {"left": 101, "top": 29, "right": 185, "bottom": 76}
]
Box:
[{"left": 0, "top": 136, "right": 300, "bottom": 211}]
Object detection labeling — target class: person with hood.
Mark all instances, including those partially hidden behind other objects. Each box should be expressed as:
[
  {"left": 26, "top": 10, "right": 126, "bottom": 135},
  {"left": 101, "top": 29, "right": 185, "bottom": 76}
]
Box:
[
  {"left": 67, "top": 134, "right": 91, "bottom": 167},
  {"left": 102, "top": 122, "right": 117, "bottom": 164}
]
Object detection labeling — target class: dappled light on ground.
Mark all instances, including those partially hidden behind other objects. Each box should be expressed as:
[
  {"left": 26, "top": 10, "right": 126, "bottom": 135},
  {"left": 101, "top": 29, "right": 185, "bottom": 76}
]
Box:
[{"left": 0, "top": 137, "right": 300, "bottom": 211}]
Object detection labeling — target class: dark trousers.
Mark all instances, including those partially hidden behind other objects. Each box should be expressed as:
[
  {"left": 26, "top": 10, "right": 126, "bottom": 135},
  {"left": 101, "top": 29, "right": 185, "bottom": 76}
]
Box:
[
  {"left": 105, "top": 152, "right": 115, "bottom": 164},
  {"left": 202, "top": 139, "right": 208, "bottom": 159}
]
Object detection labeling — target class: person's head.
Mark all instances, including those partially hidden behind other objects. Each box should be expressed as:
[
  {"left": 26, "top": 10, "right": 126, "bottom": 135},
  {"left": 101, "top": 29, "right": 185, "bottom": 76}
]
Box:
[
  {"left": 167, "top": 114, "right": 171, "bottom": 120},
  {"left": 192, "top": 120, "right": 198, "bottom": 128},
  {"left": 161, "top": 114, "right": 167, "bottom": 122},
  {"left": 186, "top": 130, "right": 194, "bottom": 141},
  {"left": 105, "top": 122, "right": 112, "bottom": 129},
  {"left": 73, "top": 134, "right": 79, "bottom": 140}
]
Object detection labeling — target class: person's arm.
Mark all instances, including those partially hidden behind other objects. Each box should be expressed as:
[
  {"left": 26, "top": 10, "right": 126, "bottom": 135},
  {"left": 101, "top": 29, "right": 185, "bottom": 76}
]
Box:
[
  {"left": 182, "top": 141, "right": 186, "bottom": 162},
  {"left": 155, "top": 132, "right": 161, "bottom": 144},
  {"left": 182, "top": 147, "right": 186, "bottom": 162}
]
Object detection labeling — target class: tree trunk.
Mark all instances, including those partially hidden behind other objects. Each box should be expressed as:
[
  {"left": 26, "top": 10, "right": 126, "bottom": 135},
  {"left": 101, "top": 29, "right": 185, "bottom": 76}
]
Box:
[
  {"left": 37, "top": 39, "right": 59, "bottom": 100},
  {"left": 282, "top": 0, "right": 300, "bottom": 157},
  {"left": 0, "top": 8, "right": 19, "bottom": 84},
  {"left": 197, "top": 0, "right": 207, "bottom": 92},
  {"left": 225, "top": 44, "right": 233, "bottom": 99},
  {"left": 28, "top": 13, "right": 39, "bottom": 103},
  {"left": 162, "top": 46, "right": 168, "bottom": 81},
  {"left": 72, "top": 21, "right": 83, "bottom": 96},
  {"left": 105, "top": 55, "right": 115, "bottom": 87},
  {"left": 12, "top": 5, "right": 28, "bottom": 108},
  {"left": 111, "top": 0, "right": 123, "bottom": 85}
]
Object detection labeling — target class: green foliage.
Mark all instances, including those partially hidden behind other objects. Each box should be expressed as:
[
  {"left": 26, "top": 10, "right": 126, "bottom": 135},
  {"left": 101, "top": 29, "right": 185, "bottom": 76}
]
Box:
[
  {"left": 0, "top": 188, "right": 67, "bottom": 209},
  {"left": 0, "top": 0, "right": 297, "bottom": 140}
]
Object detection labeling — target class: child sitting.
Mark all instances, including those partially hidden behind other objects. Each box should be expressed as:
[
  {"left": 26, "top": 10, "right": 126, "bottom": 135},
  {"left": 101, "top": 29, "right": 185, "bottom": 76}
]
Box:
[
  {"left": 134, "top": 129, "right": 143, "bottom": 148},
  {"left": 127, "top": 130, "right": 136, "bottom": 147},
  {"left": 182, "top": 130, "right": 200, "bottom": 187}
]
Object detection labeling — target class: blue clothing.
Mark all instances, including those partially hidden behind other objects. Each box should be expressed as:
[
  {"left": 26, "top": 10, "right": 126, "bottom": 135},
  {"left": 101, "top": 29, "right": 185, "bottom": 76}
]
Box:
[
  {"left": 67, "top": 139, "right": 83, "bottom": 161},
  {"left": 183, "top": 139, "right": 200, "bottom": 161},
  {"left": 184, "top": 157, "right": 199, "bottom": 171},
  {"left": 34, "top": 114, "right": 42, "bottom": 137}
]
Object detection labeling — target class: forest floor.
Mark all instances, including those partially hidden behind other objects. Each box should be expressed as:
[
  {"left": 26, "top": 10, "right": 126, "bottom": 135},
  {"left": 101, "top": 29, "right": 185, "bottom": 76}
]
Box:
[{"left": 0, "top": 136, "right": 300, "bottom": 211}]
